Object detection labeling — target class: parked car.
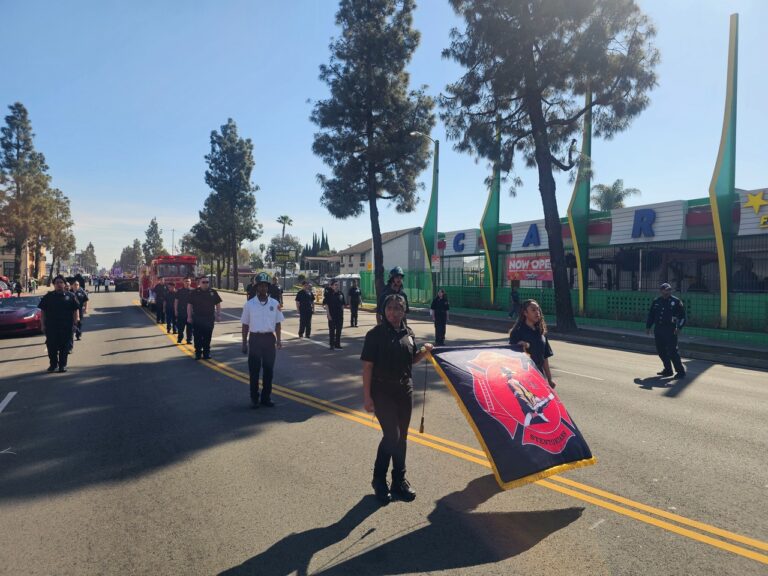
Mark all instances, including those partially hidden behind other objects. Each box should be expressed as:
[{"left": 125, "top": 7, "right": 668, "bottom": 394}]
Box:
[{"left": 0, "top": 296, "right": 42, "bottom": 336}]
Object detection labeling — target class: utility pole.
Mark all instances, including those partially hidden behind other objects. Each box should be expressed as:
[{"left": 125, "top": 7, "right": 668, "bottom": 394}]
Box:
[{"left": 171, "top": 229, "right": 176, "bottom": 255}]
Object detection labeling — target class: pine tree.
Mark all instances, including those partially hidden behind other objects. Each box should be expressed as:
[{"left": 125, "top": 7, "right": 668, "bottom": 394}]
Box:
[{"left": 142, "top": 218, "right": 167, "bottom": 264}]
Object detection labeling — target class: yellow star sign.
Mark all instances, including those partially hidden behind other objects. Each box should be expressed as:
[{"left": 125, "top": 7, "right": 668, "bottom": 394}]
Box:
[{"left": 744, "top": 191, "right": 768, "bottom": 215}]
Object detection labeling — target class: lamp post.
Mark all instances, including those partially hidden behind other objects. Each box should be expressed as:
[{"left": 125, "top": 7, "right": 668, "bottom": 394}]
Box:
[{"left": 410, "top": 131, "right": 439, "bottom": 299}]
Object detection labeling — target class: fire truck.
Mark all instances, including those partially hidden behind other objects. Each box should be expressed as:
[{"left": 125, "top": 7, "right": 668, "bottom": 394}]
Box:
[{"left": 139, "top": 255, "right": 199, "bottom": 308}]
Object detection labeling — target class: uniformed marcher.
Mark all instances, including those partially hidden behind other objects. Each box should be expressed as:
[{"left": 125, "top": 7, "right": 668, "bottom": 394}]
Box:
[
  {"left": 646, "top": 283, "right": 687, "bottom": 378},
  {"left": 241, "top": 272, "right": 284, "bottom": 408},
  {"left": 187, "top": 277, "right": 222, "bottom": 360},
  {"left": 348, "top": 280, "right": 362, "bottom": 327},
  {"left": 153, "top": 278, "right": 167, "bottom": 324},
  {"left": 71, "top": 280, "right": 89, "bottom": 341},
  {"left": 164, "top": 283, "right": 177, "bottom": 334},
  {"left": 246, "top": 277, "right": 258, "bottom": 301},
  {"left": 376, "top": 267, "right": 410, "bottom": 324},
  {"left": 362, "top": 294, "right": 433, "bottom": 504},
  {"left": 295, "top": 281, "right": 315, "bottom": 337},
  {"left": 174, "top": 277, "right": 194, "bottom": 345},
  {"left": 38, "top": 275, "right": 80, "bottom": 373},
  {"left": 269, "top": 276, "right": 283, "bottom": 306},
  {"left": 509, "top": 299, "right": 556, "bottom": 388},
  {"left": 429, "top": 288, "right": 450, "bottom": 346},
  {"left": 323, "top": 280, "right": 346, "bottom": 350}
]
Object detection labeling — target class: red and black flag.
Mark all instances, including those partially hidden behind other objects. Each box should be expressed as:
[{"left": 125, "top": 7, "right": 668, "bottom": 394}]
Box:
[{"left": 430, "top": 346, "right": 596, "bottom": 489}]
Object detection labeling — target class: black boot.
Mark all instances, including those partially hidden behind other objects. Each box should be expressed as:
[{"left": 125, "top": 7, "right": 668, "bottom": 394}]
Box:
[
  {"left": 391, "top": 476, "right": 416, "bottom": 502},
  {"left": 657, "top": 369, "right": 673, "bottom": 377},
  {"left": 371, "top": 477, "right": 392, "bottom": 505}
]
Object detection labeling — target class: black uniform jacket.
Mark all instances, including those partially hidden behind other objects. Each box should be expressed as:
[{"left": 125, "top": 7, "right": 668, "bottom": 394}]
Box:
[
  {"left": 323, "top": 291, "right": 346, "bottom": 318},
  {"left": 174, "top": 287, "right": 192, "bottom": 317},
  {"left": 38, "top": 290, "right": 79, "bottom": 331},
  {"left": 348, "top": 287, "right": 362, "bottom": 306},
  {"left": 430, "top": 296, "right": 450, "bottom": 321},
  {"left": 508, "top": 322, "right": 553, "bottom": 372},
  {"left": 646, "top": 296, "right": 686, "bottom": 330},
  {"left": 153, "top": 284, "right": 167, "bottom": 303},
  {"left": 377, "top": 285, "right": 410, "bottom": 317},
  {"left": 188, "top": 288, "right": 222, "bottom": 324},
  {"left": 361, "top": 321, "right": 417, "bottom": 389},
  {"left": 295, "top": 290, "right": 315, "bottom": 312}
]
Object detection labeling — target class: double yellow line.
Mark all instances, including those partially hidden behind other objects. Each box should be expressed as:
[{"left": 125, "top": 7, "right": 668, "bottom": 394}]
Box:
[{"left": 135, "top": 302, "right": 768, "bottom": 565}]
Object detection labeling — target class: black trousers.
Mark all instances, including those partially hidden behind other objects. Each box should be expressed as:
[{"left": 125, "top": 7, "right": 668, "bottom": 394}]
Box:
[
  {"left": 328, "top": 314, "right": 343, "bottom": 347},
  {"left": 176, "top": 315, "right": 192, "bottom": 343},
  {"left": 46, "top": 328, "right": 71, "bottom": 368},
  {"left": 350, "top": 303, "right": 359, "bottom": 326},
  {"left": 248, "top": 332, "right": 277, "bottom": 403},
  {"left": 165, "top": 307, "right": 176, "bottom": 332},
  {"left": 298, "top": 309, "right": 313, "bottom": 337},
  {"left": 74, "top": 315, "right": 83, "bottom": 339},
  {"left": 372, "top": 383, "right": 413, "bottom": 480},
  {"left": 193, "top": 321, "right": 214, "bottom": 355},
  {"left": 156, "top": 300, "right": 166, "bottom": 324},
  {"left": 654, "top": 326, "right": 684, "bottom": 373},
  {"left": 434, "top": 316, "right": 447, "bottom": 345}
]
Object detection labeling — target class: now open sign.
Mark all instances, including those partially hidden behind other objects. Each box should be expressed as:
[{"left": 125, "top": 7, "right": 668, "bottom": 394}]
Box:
[{"left": 506, "top": 256, "right": 553, "bottom": 281}]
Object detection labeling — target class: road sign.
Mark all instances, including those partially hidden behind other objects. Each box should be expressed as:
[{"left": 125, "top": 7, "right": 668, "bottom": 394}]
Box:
[
  {"left": 431, "top": 255, "right": 440, "bottom": 273},
  {"left": 275, "top": 250, "right": 294, "bottom": 264}
]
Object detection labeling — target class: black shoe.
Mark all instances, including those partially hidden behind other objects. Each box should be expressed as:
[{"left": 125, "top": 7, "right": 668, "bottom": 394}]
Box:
[
  {"left": 371, "top": 478, "right": 392, "bottom": 505},
  {"left": 261, "top": 400, "right": 275, "bottom": 408},
  {"left": 186, "top": 340, "right": 192, "bottom": 345},
  {"left": 57, "top": 366, "right": 67, "bottom": 373},
  {"left": 195, "top": 352, "right": 202, "bottom": 360},
  {"left": 177, "top": 339, "right": 183, "bottom": 344},
  {"left": 335, "top": 345, "right": 343, "bottom": 349},
  {"left": 47, "top": 364, "right": 57, "bottom": 373},
  {"left": 172, "top": 329, "right": 177, "bottom": 334},
  {"left": 76, "top": 335, "right": 81, "bottom": 341},
  {"left": 203, "top": 353, "right": 211, "bottom": 360},
  {"left": 673, "top": 371, "right": 686, "bottom": 379},
  {"left": 329, "top": 345, "right": 335, "bottom": 350},
  {"left": 391, "top": 478, "right": 416, "bottom": 502},
  {"left": 657, "top": 370, "right": 673, "bottom": 377}
]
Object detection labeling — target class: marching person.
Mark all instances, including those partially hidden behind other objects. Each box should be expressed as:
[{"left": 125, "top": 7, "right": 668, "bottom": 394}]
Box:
[
  {"left": 362, "top": 294, "right": 433, "bottom": 504},
  {"left": 246, "top": 276, "right": 258, "bottom": 301},
  {"left": 509, "top": 299, "right": 556, "bottom": 389},
  {"left": 269, "top": 275, "right": 283, "bottom": 306},
  {"left": 376, "top": 267, "right": 409, "bottom": 324},
  {"left": 241, "top": 272, "right": 284, "bottom": 408},
  {"left": 71, "top": 280, "right": 89, "bottom": 341},
  {"left": 295, "top": 280, "right": 315, "bottom": 337},
  {"left": 187, "top": 277, "right": 222, "bottom": 360},
  {"left": 38, "top": 275, "right": 80, "bottom": 373},
  {"left": 164, "top": 283, "right": 177, "bottom": 334},
  {"left": 348, "top": 279, "right": 362, "bottom": 327},
  {"left": 646, "top": 282, "right": 687, "bottom": 379},
  {"left": 323, "top": 280, "right": 346, "bottom": 350},
  {"left": 153, "top": 277, "right": 167, "bottom": 324},
  {"left": 430, "top": 288, "right": 450, "bottom": 346},
  {"left": 174, "top": 277, "right": 194, "bottom": 345}
]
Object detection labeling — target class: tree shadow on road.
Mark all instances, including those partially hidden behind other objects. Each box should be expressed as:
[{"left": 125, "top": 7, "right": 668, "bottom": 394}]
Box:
[{"left": 219, "top": 475, "right": 583, "bottom": 576}]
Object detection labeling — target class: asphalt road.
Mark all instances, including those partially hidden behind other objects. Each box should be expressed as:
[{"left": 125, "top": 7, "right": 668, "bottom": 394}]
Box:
[{"left": 0, "top": 290, "right": 765, "bottom": 575}]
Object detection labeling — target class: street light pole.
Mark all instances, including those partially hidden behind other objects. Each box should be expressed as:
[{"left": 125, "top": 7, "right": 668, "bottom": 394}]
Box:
[{"left": 410, "top": 131, "right": 439, "bottom": 299}]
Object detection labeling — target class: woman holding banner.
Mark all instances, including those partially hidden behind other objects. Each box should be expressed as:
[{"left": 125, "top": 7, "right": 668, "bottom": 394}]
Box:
[
  {"left": 361, "top": 294, "right": 433, "bottom": 505},
  {"left": 509, "top": 299, "right": 556, "bottom": 389}
]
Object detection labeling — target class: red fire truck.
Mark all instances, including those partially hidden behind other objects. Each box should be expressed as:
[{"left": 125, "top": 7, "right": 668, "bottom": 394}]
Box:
[{"left": 139, "top": 255, "right": 199, "bottom": 308}]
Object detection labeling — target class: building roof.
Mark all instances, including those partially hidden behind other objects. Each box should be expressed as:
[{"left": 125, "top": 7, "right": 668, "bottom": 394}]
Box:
[{"left": 337, "top": 227, "right": 420, "bottom": 256}]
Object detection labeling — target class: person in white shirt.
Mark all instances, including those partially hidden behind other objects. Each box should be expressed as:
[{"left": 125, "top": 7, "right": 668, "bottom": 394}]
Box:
[{"left": 241, "top": 272, "right": 284, "bottom": 408}]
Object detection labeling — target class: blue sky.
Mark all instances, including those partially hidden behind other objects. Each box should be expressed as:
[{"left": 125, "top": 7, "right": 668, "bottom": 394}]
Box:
[{"left": 1, "top": 0, "right": 766, "bottom": 267}]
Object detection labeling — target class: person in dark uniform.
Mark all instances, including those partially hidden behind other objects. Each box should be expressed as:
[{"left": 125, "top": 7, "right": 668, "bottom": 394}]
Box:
[
  {"left": 38, "top": 275, "right": 80, "bottom": 373},
  {"left": 295, "top": 281, "right": 315, "bottom": 337},
  {"left": 508, "top": 299, "right": 557, "bottom": 388},
  {"left": 348, "top": 279, "right": 362, "bottom": 327},
  {"left": 71, "top": 280, "right": 89, "bottom": 341},
  {"left": 376, "top": 267, "right": 409, "bottom": 324},
  {"left": 646, "top": 282, "right": 686, "bottom": 378},
  {"left": 153, "top": 278, "right": 167, "bottom": 324},
  {"left": 269, "top": 276, "right": 283, "bottom": 306},
  {"left": 187, "top": 277, "right": 222, "bottom": 360},
  {"left": 174, "top": 277, "right": 194, "bottom": 344},
  {"left": 323, "top": 280, "right": 346, "bottom": 350},
  {"left": 241, "top": 272, "right": 284, "bottom": 408},
  {"left": 362, "top": 294, "right": 433, "bottom": 504},
  {"left": 246, "top": 276, "right": 258, "bottom": 301},
  {"left": 430, "top": 288, "right": 450, "bottom": 345},
  {"left": 164, "top": 283, "right": 177, "bottom": 334}
]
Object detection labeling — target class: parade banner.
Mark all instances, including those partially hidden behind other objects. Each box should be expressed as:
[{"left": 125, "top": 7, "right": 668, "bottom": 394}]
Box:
[
  {"left": 430, "top": 346, "right": 596, "bottom": 489},
  {"left": 506, "top": 255, "right": 553, "bottom": 281}
]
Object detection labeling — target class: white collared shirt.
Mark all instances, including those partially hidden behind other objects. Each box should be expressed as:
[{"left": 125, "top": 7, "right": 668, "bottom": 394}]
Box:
[{"left": 241, "top": 296, "right": 284, "bottom": 332}]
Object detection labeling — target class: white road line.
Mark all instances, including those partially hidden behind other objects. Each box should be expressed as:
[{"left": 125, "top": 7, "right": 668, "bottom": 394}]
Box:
[
  {"left": 550, "top": 368, "right": 605, "bottom": 381},
  {"left": 589, "top": 519, "right": 606, "bottom": 530},
  {"left": 0, "top": 391, "right": 18, "bottom": 415}
]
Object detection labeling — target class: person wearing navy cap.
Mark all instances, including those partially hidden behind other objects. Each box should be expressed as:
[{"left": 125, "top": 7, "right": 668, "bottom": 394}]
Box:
[{"left": 646, "top": 283, "right": 686, "bottom": 379}]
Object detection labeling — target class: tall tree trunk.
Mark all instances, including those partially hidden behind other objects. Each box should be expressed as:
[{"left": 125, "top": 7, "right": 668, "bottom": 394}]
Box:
[
  {"left": 524, "top": 73, "right": 576, "bottom": 332},
  {"left": 232, "top": 239, "right": 239, "bottom": 291},
  {"left": 33, "top": 238, "right": 42, "bottom": 279},
  {"left": 13, "top": 241, "right": 23, "bottom": 283}
]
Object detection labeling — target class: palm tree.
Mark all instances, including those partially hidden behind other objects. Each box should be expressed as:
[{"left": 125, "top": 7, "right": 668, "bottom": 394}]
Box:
[
  {"left": 590, "top": 179, "right": 641, "bottom": 211},
  {"left": 276, "top": 215, "right": 293, "bottom": 239}
]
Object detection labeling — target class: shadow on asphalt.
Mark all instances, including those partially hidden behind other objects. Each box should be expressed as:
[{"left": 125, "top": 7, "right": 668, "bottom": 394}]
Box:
[
  {"left": 220, "top": 475, "right": 583, "bottom": 576},
  {"left": 633, "top": 359, "right": 701, "bottom": 397}
]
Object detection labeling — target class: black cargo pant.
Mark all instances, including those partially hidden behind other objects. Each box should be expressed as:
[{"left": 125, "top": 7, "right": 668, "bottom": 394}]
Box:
[
  {"left": 46, "top": 327, "right": 71, "bottom": 369},
  {"left": 350, "top": 303, "right": 359, "bottom": 327},
  {"left": 155, "top": 299, "right": 166, "bottom": 324},
  {"left": 372, "top": 381, "right": 413, "bottom": 481},
  {"left": 328, "top": 313, "right": 343, "bottom": 347},
  {"left": 176, "top": 314, "right": 192, "bottom": 343},
  {"left": 654, "top": 326, "right": 684, "bottom": 373},
  {"left": 248, "top": 332, "right": 277, "bottom": 404},
  {"left": 434, "top": 314, "right": 447, "bottom": 346},
  {"left": 298, "top": 309, "right": 313, "bottom": 337},
  {"left": 193, "top": 321, "right": 214, "bottom": 356}
]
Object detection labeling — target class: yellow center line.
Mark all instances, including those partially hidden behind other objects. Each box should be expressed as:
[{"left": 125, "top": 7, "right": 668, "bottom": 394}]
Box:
[{"left": 133, "top": 301, "right": 768, "bottom": 565}]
